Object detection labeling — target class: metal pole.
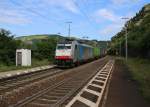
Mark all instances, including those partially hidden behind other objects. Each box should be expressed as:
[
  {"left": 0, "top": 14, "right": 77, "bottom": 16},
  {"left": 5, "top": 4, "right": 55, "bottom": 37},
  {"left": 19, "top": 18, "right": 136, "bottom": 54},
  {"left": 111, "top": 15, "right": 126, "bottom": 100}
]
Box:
[
  {"left": 66, "top": 21, "right": 72, "bottom": 38},
  {"left": 120, "top": 40, "right": 121, "bottom": 56},
  {"left": 121, "top": 17, "right": 129, "bottom": 61},
  {"left": 125, "top": 28, "right": 128, "bottom": 61},
  {"left": 69, "top": 23, "right": 70, "bottom": 37}
]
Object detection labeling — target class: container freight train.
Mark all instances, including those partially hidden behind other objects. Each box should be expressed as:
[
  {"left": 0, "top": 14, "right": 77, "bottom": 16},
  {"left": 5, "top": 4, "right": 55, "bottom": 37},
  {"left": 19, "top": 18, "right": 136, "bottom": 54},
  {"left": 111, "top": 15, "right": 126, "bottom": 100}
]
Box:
[{"left": 55, "top": 40, "right": 105, "bottom": 67}]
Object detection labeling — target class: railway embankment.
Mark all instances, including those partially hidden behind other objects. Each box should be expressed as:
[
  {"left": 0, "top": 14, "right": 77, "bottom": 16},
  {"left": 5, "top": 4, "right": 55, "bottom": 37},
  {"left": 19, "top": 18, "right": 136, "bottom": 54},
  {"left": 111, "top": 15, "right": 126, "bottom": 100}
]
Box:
[{"left": 0, "top": 65, "right": 55, "bottom": 80}]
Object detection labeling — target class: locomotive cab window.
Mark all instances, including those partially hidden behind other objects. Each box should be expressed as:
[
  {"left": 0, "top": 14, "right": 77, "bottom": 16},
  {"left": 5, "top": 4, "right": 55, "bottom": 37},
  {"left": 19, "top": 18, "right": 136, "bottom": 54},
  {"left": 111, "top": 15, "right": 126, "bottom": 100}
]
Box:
[
  {"left": 75, "top": 45, "right": 77, "bottom": 49},
  {"left": 57, "top": 46, "right": 71, "bottom": 49}
]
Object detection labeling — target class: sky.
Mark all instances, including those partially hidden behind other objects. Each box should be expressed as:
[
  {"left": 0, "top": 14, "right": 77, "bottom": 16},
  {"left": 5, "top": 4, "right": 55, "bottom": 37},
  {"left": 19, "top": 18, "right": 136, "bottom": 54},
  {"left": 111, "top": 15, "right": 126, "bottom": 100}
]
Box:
[{"left": 0, "top": 0, "right": 149, "bottom": 40}]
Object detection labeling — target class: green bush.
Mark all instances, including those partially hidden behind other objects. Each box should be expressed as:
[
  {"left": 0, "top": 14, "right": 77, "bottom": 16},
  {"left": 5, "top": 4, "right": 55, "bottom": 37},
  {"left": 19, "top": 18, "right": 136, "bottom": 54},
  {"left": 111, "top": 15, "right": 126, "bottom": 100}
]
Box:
[
  {"left": 0, "top": 29, "right": 21, "bottom": 65},
  {"left": 126, "top": 58, "right": 150, "bottom": 101}
]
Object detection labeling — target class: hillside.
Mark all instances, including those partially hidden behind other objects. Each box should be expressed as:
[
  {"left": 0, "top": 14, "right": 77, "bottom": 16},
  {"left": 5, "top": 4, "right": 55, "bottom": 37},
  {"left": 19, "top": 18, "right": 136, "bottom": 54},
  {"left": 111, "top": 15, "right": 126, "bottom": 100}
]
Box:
[
  {"left": 16, "top": 34, "right": 109, "bottom": 49},
  {"left": 16, "top": 34, "right": 63, "bottom": 41},
  {"left": 110, "top": 3, "right": 150, "bottom": 58}
]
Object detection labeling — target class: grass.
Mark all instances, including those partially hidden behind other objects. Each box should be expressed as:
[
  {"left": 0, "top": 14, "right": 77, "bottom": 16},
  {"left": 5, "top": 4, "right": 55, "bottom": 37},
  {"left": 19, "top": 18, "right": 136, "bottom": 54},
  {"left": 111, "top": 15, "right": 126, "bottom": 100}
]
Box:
[
  {"left": 31, "top": 58, "right": 52, "bottom": 66},
  {"left": 125, "top": 58, "right": 150, "bottom": 101},
  {"left": 0, "top": 59, "right": 51, "bottom": 72}
]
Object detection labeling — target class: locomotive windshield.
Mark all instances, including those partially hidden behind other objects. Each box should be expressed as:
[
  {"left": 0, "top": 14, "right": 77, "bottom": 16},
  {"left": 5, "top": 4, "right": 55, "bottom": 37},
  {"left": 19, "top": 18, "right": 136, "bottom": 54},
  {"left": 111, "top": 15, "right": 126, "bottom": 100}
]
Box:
[{"left": 57, "top": 45, "right": 71, "bottom": 50}]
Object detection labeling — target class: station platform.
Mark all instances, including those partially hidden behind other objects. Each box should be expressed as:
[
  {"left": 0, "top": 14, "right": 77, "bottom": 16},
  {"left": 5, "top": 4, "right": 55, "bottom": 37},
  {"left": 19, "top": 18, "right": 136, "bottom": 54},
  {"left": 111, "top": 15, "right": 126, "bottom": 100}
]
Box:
[{"left": 0, "top": 65, "right": 55, "bottom": 79}]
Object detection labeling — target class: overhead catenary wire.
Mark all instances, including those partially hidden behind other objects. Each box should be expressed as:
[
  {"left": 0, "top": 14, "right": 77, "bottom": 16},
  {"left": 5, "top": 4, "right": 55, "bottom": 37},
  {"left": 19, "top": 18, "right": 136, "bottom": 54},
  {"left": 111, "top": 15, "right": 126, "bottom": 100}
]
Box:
[
  {"left": 82, "top": 0, "right": 101, "bottom": 30},
  {"left": 9, "top": 0, "right": 64, "bottom": 24},
  {"left": 9, "top": 0, "right": 99, "bottom": 38},
  {"left": 72, "top": 0, "right": 99, "bottom": 35}
]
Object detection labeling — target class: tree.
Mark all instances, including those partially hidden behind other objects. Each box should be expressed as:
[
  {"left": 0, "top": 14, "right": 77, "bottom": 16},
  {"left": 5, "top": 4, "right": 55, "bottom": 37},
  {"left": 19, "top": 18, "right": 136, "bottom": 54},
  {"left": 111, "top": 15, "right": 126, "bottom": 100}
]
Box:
[
  {"left": 32, "top": 37, "right": 58, "bottom": 61},
  {"left": 0, "top": 29, "right": 21, "bottom": 65},
  {"left": 109, "top": 4, "right": 150, "bottom": 58}
]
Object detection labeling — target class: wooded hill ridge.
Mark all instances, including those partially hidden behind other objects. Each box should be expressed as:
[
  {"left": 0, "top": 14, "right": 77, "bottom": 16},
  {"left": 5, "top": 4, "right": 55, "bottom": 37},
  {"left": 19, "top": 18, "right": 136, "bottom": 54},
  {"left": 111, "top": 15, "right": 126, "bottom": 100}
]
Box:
[{"left": 109, "top": 3, "right": 150, "bottom": 58}]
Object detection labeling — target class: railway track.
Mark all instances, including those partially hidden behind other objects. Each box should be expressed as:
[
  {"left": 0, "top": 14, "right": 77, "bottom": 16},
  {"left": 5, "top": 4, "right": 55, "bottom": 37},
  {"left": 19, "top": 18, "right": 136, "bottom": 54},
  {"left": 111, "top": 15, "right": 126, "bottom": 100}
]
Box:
[
  {"left": 0, "top": 67, "right": 63, "bottom": 94},
  {"left": 66, "top": 60, "right": 114, "bottom": 107},
  {"left": 9, "top": 58, "right": 109, "bottom": 107},
  {"left": 0, "top": 57, "right": 112, "bottom": 107}
]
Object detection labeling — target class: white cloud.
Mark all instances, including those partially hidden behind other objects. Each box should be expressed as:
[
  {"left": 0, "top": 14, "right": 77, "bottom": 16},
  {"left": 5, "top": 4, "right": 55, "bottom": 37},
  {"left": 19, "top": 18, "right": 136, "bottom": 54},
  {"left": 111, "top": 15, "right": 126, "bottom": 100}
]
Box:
[
  {"left": 93, "top": 6, "right": 135, "bottom": 23},
  {"left": 0, "top": 9, "right": 31, "bottom": 24},
  {"left": 0, "top": 17, "right": 30, "bottom": 24},
  {"left": 47, "top": 0, "right": 79, "bottom": 13},
  {"left": 110, "top": 0, "right": 141, "bottom": 9},
  {"left": 98, "top": 12, "right": 134, "bottom": 37},
  {"left": 94, "top": 8, "right": 134, "bottom": 37},
  {"left": 0, "top": 0, "right": 79, "bottom": 25},
  {"left": 111, "top": 0, "right": 126, "bottom": 5},
  {"left": 99, "top": 23, "right": 123, "bottom": 36},
  {"left": 111, "top": 0, "right": 140, "bottom": 5},
  {"left": 94, "top": 8, "right": 121, "bottom": 23}
]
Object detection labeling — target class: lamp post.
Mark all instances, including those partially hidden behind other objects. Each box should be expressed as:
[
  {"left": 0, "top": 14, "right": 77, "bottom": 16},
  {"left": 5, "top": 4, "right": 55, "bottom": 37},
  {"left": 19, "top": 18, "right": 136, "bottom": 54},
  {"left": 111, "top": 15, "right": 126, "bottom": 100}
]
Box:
[
  {"left": 120, "top": 40, "right": 121, "bottom": 56},
  {"left": 121, "top": 17, "right": 129, "bottom": 61}
]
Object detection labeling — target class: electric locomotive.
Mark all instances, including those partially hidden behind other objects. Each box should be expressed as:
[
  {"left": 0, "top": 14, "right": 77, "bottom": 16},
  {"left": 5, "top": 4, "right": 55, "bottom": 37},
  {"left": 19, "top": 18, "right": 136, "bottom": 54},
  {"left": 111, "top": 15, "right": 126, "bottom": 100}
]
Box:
[{"left": 55, "top": 40, "right": 93, "bottom": 67}]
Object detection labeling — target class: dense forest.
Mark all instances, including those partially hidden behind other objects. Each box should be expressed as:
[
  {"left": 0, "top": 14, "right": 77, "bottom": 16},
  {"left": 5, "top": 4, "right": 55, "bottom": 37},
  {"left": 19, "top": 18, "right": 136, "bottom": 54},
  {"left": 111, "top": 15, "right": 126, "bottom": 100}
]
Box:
[{"left": 109, "top": 4, "right": 150, "bottom": 58}]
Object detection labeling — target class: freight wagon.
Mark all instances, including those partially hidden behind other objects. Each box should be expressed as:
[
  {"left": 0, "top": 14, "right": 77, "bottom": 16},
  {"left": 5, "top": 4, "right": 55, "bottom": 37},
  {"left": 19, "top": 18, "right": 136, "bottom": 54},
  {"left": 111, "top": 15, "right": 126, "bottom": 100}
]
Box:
[{"left": 93, "top": 47, "right": 100, "bottom": 59}]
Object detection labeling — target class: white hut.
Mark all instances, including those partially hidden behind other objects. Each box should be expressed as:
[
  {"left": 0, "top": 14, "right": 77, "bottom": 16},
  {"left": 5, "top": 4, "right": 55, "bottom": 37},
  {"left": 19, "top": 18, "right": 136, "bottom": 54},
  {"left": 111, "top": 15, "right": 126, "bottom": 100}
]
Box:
[{"left": 16, "top": 49, "right": 31, "bottom": 66}]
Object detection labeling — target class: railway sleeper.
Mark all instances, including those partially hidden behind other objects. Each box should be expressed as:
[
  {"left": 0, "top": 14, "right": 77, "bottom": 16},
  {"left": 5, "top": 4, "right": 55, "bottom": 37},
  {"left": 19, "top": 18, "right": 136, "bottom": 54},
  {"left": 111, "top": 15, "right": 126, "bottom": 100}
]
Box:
[
  {"left": 57, "top": 87, "right": 73, "bottom": 90},
  {"left": 34, "top": 98, "right": 55, "bottom": 104},
  {"left": 46, "top": 93, "right": 66, "bottom": 96},
  {"left": 43, "top": 95, "right": 62, "bottom": 100},
  {"left": 27, "top": 102, "right": 50, "bottom": 107},
  {"left": 53, "top": 90, "right": 69, "bottom": 93}
]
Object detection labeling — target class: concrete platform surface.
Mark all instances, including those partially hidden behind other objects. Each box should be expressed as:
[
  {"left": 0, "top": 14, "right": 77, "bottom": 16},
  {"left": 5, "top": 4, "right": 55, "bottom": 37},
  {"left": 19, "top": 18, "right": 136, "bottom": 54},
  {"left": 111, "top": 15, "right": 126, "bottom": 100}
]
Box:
[{"left": 0, "top": 65, "right": 55, "bottom": 79}]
